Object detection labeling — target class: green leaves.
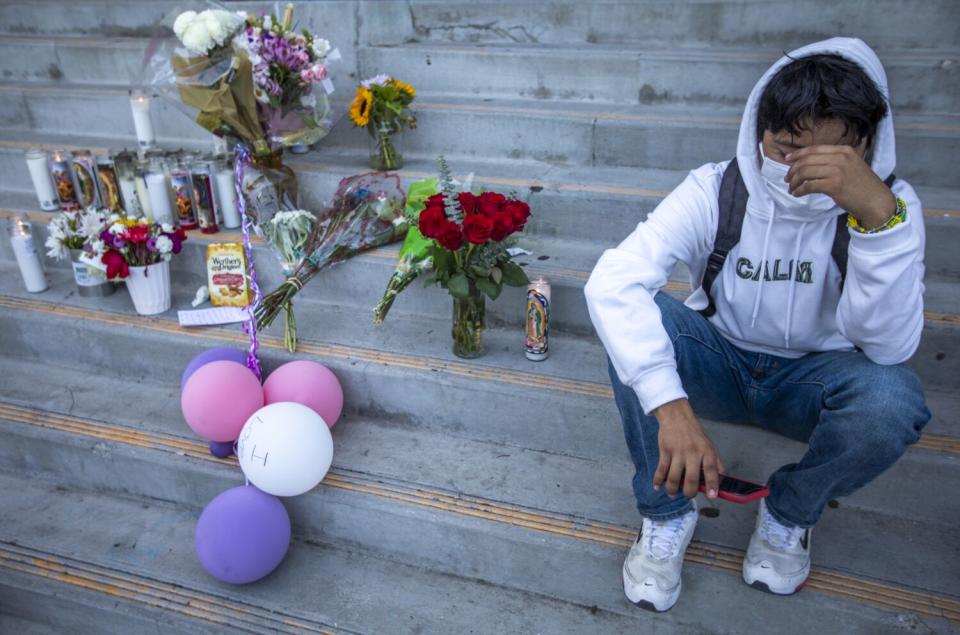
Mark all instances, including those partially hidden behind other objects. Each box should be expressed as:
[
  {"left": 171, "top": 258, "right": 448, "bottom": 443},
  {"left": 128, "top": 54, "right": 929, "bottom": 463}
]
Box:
[
  {"left": 447, "top": 273, "right": 470, "bottom": 299},
  {"left": 475, "top": 278, "right": 502, "bottom": 300},
  {"left": 500, "top": 261, "right": 530, "bottom": 287}
]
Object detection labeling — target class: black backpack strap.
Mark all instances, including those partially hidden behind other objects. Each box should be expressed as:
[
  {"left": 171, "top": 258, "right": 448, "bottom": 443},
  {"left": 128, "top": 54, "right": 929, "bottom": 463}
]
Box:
[
  {"left": 700, "top": 159, "right": 749, "bottom": 317},
  {"left": 832, "top": 172, "right": 896, "bottom": 286}
]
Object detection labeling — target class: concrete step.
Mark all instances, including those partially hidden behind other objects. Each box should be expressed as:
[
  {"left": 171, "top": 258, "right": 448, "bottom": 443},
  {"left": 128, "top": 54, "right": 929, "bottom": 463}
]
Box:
[
  {"left": 357, "top": 43, "right": 960, "bottom": 114},
  {"left": 2, "top": 130, "right": 959, "bottom": 280},
  {"left": 5, "top": 470, "right": 953, "bottom": 635},
  {"left": 2, "top": 83, "right": 958, "bottom": 187},
  {"left": 0, "top": 34, "right": 358, "bottom": 96},
  {"left": 0, "top": 269, "right": 957, "bottom": 512},
  {"left": 3, "top": 136, "right": 959, "bottom": 285},
  {"left": 0, "top": 479, "right": 674, "bottom": 634},
  {"left": 1, "top": 0, "right": 958, "bottom": 53},
  {"left": 2, "top": 34, "right": 955, "bottom": 116},
  {"left": 2, "top": 356, "right": 958, "bottom": 591},
  {"left": 2, "top": 208, "right": 959, "bottom": 393}
]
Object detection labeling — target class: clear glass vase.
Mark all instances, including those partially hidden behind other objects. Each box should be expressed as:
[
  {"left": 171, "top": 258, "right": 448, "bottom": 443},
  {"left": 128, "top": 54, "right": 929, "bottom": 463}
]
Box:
[
  {"left": 451, "top": 282, "right": 486, "bottom": 359},
  {"left": 241, "top": 146, "right": 299, "bottom": 227},
  {"left": 369, "top": 125, "right": 405, "bottom": 171}
]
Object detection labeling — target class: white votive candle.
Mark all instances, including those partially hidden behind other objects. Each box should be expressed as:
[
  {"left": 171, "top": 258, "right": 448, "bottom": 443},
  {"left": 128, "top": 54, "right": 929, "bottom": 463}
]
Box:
[
  {"left": 118, "top": 175, "right": 141, "bottom": 217},
  {"left": 134, "top": 172, "right": 153, "bottom": 221},
  {"left": 214, "top": 163, "right": 240, "bottom": 228},
  {"left": 145, "top": 171, "right": 175, "bottom": 225},
  {"left": 25, "top": 149, "right": 58, "bottom": 211},
  {"left": 7, "top": 215, "right": 47, "bottom": 293},
  {"left": 130, "top": 89, "right": 156, "bottom": 150}
]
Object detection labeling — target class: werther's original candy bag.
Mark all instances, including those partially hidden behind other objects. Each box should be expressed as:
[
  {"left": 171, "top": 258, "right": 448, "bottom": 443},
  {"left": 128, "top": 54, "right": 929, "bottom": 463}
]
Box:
[{"left": 206, "top": 243, "right": 250, "bottom": 307}]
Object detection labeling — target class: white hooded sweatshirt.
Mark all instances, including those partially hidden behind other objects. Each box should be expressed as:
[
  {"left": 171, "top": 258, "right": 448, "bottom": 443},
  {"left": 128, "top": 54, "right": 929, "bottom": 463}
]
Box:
[{"left": 585, "top": 38, "right": 926, "bottom": 415}]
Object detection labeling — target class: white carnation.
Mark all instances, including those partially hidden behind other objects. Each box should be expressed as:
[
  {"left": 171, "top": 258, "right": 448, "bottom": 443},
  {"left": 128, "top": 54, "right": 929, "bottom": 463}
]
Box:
[
  {"left": 108, "top": 222, "right": 126, "bottom": 235},
  {"left": 161, "top": 223, "right": 175, "bottom": 233},
  {"left": 88, "top": 239, "right": 106, "bottom": 255},
  {"left": 155, "top": 235, "right": 174, "bottom": 254}
]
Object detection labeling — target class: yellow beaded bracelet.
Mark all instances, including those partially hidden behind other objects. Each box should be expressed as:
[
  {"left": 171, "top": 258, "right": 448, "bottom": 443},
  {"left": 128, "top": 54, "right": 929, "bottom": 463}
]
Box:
[{"left": 848, "top": 197, "right": 907, "bottom": 234}]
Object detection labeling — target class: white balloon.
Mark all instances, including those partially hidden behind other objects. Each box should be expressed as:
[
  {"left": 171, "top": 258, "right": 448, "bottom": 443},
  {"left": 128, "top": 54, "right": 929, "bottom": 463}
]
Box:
[{"left": 237, "top": 402, "right": 333, "bottom": 497}]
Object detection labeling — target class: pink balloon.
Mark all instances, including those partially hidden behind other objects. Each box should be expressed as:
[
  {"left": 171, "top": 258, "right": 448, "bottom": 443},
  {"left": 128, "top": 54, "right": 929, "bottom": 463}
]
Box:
[
  {"left": 263, "top": 361, "right": 343, "bottom": 428},
  {"left": 181, "top": 361, "right": 265, "bottom": 441}
]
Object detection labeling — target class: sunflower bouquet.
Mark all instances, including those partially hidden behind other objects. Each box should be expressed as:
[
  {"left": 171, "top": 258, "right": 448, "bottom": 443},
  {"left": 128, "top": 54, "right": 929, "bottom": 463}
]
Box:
[{"left": 349, "top": 75, "right": 417, "bottom": 171}]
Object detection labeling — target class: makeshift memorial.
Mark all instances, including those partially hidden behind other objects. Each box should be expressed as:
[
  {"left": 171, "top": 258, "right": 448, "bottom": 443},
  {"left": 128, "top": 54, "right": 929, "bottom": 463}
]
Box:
[
  {"left": 7, "top": 214, "right": 47, "bottom": 293},
  {"left": 87, "top": 215, "right": 188, "bottom": 314},
  {"left": 24, "top": 149, "right": 58, "bottom": 211},
  {"left": 383, "top": 157, "right": 531, "bottom": 358},
  {"left": 349, "top": 75, "right": 417, "bottom": 170},
  {"left": 255, "top": 172, "right": 407, "bottom": 352},
  {"left": 195, "top": 485, "right": 290, "bottom": 584},
  {"left": 45, "top": 207, "right": 115, "bottom": 296},
  {"left": 181, "top": 359, "right": 264, "bottom": 441},
  {"left": 237, "top": 401, "right": 333, "bottom": 497},
  {"left": 262, "top": 360, "right": 343, "bottom": 428},
  {"left": 234, "top": 4, "right": 340, "bottom": 149},
  {"left": 372, "top": 177, "right": 439, "bottom": 324},
  {"left": 206, "top": 243, "right": 250, "bottom": 306}
]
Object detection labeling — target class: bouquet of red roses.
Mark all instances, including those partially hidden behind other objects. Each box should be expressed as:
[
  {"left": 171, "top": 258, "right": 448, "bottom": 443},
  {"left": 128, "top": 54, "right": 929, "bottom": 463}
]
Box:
[{"left": 409, "top": 156, "right": 530, "bottom": 357}]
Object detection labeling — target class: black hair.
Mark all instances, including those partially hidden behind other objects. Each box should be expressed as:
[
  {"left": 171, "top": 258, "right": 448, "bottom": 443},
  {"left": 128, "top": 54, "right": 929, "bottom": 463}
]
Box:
[{"left": 756, "top": 53, "right": 888, "bottom": 146}]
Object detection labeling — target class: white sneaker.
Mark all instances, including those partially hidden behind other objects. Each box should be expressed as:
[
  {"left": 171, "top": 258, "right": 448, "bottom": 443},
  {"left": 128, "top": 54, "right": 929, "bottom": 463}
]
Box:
[
  {"left": 743, "top": 499, "right": 811, "bottom": 595},
  {"left": 622, "top": 500, "right": 699, "bottom": 612}
]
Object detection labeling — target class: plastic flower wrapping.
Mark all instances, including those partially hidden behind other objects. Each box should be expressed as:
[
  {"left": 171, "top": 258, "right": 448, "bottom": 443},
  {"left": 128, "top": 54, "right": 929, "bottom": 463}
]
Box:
[
  {"left": 141, "top": 1, "right": 339, "bottom": 153},
  {"left": 235, "top": 7, "right": 341, "bottom": 148},
  {"left": 256, "top": 173, "right": 408, "bottom": 351}
]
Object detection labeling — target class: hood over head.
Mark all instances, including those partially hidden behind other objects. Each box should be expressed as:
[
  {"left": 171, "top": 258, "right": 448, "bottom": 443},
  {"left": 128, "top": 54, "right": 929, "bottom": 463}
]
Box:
[{"left": 736, "top": 37, "right": 896, "bottom": 216}]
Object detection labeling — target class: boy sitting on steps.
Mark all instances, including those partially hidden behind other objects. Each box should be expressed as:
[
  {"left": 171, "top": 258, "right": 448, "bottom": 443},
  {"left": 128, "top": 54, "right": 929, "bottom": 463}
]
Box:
[{"left": 584, "top": 37, "right": 930, "bottom": 612}]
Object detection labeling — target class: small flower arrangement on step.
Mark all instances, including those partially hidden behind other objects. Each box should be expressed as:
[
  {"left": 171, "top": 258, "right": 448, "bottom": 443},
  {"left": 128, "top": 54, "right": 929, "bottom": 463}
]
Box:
[
  {"left": 45, "top": 207, "right": 116, "bottom": 296},
  {"left": 349, "top": 75, "right": 417, "bottom": 170},
  {"left": 86, "top": 216, "right": 188, "bottom": 315}
]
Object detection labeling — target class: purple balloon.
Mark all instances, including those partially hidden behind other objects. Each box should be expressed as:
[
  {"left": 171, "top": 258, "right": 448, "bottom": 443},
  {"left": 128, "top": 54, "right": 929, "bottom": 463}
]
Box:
[
  {"left": 209, "top": 440, "right": 235, "bottom": 458},
  {"left": 195, "top": 485, "right": 291, "bottom": 584},
  {"left": 181, "top": 348, "right": 250, "bottom": 391}
]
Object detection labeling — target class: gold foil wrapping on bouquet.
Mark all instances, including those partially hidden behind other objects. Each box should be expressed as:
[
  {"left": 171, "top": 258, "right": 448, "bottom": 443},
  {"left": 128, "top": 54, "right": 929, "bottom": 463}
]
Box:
[{"left": 172, "top": 53, "right": 267, "bottom": 151}]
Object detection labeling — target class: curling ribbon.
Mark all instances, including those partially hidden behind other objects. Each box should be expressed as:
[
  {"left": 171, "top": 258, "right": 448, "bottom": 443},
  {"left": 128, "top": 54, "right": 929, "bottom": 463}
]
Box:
[{"left": 234, "top": 144, "right": 263, "bottom": 380}]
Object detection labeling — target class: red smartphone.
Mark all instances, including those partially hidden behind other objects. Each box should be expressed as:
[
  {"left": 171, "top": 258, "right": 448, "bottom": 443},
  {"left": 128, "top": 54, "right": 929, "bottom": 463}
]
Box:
[{"left": 699, "top": 472, "right": 769, "bottom": 503}]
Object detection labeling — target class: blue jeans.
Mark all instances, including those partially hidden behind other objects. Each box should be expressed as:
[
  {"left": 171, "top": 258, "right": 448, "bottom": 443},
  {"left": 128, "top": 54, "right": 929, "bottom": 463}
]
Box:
[{"left": 609, "top": 292, "right": 931, "bottom": 528}]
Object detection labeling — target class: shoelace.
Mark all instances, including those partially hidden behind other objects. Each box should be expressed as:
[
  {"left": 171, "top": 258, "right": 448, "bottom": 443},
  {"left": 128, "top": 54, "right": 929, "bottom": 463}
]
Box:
[
  {"left": 643, "top": 515, "right": 689, "bottom": 561},
  {"left": 759, "top": 507, "right": 805, "bottom": 550}
]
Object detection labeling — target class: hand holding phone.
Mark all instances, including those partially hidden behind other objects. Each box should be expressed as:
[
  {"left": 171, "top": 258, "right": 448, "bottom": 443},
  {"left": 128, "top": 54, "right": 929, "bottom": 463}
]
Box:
[{"left": 698, "top": 472, "right": 769, "bottom": 504}]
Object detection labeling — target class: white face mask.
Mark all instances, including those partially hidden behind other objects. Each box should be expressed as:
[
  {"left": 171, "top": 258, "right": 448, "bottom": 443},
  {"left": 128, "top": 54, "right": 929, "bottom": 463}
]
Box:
[{"left": 759, "top": 143, "right": 837, "bottom": 217}]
